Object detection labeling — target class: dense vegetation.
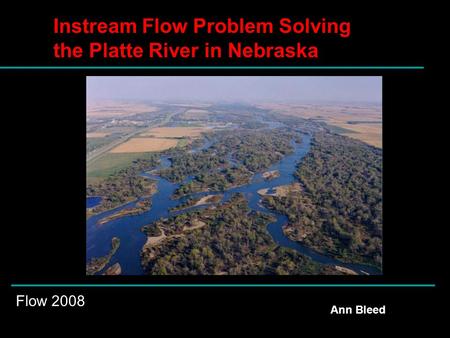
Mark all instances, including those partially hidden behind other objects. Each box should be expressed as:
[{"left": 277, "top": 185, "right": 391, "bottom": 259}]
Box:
[
  {"left": 173, "top": 166, "right": 252, "bottom": 198},
  {"left": 263, "top": 132, "right": 382, "bottom": 267},
  {"left": 141, "top": 194, "right": 341, "bottom": 275},
  {"left": 87, "top": 103, "right": 383, "bottom": 275},
  {"left": 87, "top": 156, "right": 159, "bottom": 215},
  {"left": 158, "top": 149, "right": 226, "bottom": 183},
  {"left": 86, "top": 237, "right": 120, "bottom": 275},
  {"left": 264, "top": 112, "right": 321, "bottom": 134},
  {"left": 87, "top": 134, "right": 120, "bottom": 154},
  {"left": 97, "top": 198, "right": 152, "bottom": 225},
  {"left": 188, "top": 103, "right": 269, "bottom": 128},
  {"left": 169, "top": 194, "right": 222, "bottom": 212},
  {"left": 219, "top": 129, "right": 296, "bottom": 172},
  {"left": 160, "top": 129, "right": 297, "bottom": 198}
]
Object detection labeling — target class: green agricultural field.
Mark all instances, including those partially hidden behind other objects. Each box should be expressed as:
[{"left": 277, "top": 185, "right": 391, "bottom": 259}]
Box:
[
  {"left": 87, "top": 135, "right": 120, "bottom": 154},
  {"left": 87, "top": 137, "right": 191, "bottom": 184},
  {"left": 87, "top": 152, "right": 158, "bottom": 183}
]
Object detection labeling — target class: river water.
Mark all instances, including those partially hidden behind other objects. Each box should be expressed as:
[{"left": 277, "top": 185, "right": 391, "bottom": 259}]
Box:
[
  {"left": 86, "top": 196, "right": 102, "bottom": 208},
  {"left": 87, "top": 132, "right": 381, "bottom": 275}
]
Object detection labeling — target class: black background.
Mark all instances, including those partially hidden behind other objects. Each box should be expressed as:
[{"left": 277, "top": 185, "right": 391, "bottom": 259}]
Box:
[{"left": 1, "top": 4, "right": 445, "bottom": 326}]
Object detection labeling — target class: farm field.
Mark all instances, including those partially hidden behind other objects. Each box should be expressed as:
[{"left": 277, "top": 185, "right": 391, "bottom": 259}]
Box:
[
  {"left": 110, "top": 137, "right": 178, "bottom": 153},
  {"left": 334, "top": 123, "right": 381, "bottom": 147},
  {"left": 87, "top": 132, "right": 111, "bottom": 138},
  {"left": 140, "top": 126, "right": 210, "bottom": 138},
  {"left": 259, "top": 103, "right": 382, "bottom": 148},
  {"left": 180, "top": 109, "right": 211, "bottom": 120},
  {"left": 87, "top": 152, "right": 158, "bottom": 183},
  {"left": 87, "top": 101, "right": 159, "bottom": 119},
  {"left": 87, "top": 136, "right": 119, "bottom": 154}
]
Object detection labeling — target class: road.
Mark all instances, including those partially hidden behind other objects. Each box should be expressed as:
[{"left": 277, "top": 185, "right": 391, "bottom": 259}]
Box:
[{"left": 87, "top": 110, "right": 184, "bottom": 165}]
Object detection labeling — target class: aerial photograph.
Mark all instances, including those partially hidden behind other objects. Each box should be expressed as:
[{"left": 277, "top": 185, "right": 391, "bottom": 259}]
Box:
[{"left": 86, "top": 76, "right": 382, "bottom": 276}]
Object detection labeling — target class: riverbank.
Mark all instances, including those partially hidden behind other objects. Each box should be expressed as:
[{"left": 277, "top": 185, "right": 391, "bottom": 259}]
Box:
[
  {"left": 86, "top": 237, "right": 120, "bottom": 275},
  {"left": 88, "top": 131, "right": 381, "bottom": 275},
  {"left": 169, "top": 194, "right": 223, "bottom": 212},
  {"left": 258, "top": 182, "right": 301, "bottom": 197},
  {"left": 97, "top": 198, "right": 151, "bottom": 225},
  {"left": 262, "top": 170, "right": 280, "bottom": 180}
]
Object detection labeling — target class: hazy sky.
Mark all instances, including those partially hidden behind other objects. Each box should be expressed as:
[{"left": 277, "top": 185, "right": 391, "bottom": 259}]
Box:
[{"left": 87, "top": 76, "right": 381, "bottom": 103}]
